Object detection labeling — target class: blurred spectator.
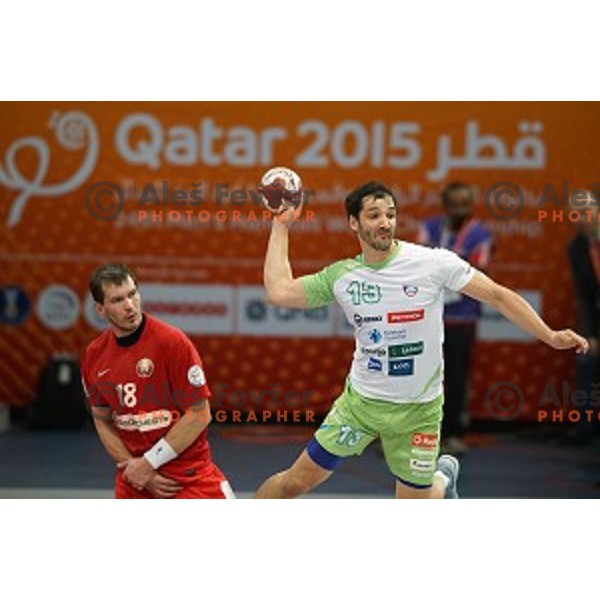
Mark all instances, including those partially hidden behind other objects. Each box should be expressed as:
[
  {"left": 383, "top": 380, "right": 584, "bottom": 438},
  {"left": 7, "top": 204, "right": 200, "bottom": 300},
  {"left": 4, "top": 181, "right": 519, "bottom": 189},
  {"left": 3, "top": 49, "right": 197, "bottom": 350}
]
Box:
[
  {"left": 418, "top": 182, "right": 494, "bottom": 454},
  {"left": 567, "top": 191, "right": 600, "bottom": 443}
]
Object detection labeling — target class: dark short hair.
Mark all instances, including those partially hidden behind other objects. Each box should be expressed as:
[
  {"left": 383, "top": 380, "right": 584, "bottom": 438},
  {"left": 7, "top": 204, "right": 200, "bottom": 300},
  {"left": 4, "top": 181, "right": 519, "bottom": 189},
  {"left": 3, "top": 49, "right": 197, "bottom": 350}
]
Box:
[
  {"left": 345, "top": 181, "right": 397, "bottom": 219},
  {"left": 441, "top": 181, "right": 474, "bottom": 205},
  {"left": 90, "top": 264, "right": 137, "bottom": 304}
]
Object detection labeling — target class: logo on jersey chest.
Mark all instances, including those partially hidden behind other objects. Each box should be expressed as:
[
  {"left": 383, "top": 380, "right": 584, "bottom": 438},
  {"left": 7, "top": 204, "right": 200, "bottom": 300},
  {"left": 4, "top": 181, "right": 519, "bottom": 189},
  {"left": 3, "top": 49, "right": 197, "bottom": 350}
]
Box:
[
  {"left": 402, "top": 285, "right": 419, "bottom": 297},
  {"left": 136, "top": 358, "right": 154, "bottom": 378},
  {"left": 367, "top": 357, "right": 383, "bottom": 372},
  {"left": 368, "top": 328, "right": 382, "bottom": 344},
  {"left": 361, "top": 346, "right": 387, "bottom": 357},
  {"left": 353, "top": 313, "right": 383, "bottom": 327},
  {"left": 387, "top": 309, "right": 424, "bottom": 323},
  {"left": 388, "top": 358, "right": 414, "bottom": 376},
  {"left": 388, "top": 341, "right": 424, "bottom": 357}
]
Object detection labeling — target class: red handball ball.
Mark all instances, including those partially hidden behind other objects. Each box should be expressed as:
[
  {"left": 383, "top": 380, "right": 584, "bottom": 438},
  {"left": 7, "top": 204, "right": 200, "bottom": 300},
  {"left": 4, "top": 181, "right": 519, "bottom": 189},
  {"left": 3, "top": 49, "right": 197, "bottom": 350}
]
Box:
[{"left": 258, "top": 167, "right": 303, "bottom": 214}]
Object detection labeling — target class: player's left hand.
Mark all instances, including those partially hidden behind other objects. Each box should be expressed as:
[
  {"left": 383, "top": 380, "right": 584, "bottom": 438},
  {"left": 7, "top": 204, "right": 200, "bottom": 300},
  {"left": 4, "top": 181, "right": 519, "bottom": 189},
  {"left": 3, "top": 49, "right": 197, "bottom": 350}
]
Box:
[
  {"left": 117, "top": 457, "right": 155, "bottom": 491},
  {"left": 146, "top": 473, "right": 183, "bottom": 499},
  {"left": 548, "top": 329, "right": 589, "bottom": 354}
]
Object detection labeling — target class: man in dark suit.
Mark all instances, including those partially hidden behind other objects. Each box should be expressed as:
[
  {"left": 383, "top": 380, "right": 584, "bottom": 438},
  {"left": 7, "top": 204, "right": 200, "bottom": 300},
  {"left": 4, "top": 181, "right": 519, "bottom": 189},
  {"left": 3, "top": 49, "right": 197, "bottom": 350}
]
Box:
[{"left": 567, "top": 191, "right": 599, "bottom": 442}]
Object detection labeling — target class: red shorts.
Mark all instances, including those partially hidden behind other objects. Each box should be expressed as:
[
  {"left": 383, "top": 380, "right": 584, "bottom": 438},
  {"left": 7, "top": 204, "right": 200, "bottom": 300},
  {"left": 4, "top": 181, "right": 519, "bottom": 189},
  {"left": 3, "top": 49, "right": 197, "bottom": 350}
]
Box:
[{"left": 115, "top": 463, "right": 234, "bottom": 499}]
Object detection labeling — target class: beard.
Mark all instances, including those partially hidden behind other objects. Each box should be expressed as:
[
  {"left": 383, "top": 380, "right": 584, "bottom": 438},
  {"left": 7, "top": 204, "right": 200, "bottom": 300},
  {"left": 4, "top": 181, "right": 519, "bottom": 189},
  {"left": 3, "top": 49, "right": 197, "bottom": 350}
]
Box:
[
  {"left": 107, "top": 311, "right": 141, "bottom": 334},
  {"left": 358, "top": 223, "right": 393, "bottom": 252}
]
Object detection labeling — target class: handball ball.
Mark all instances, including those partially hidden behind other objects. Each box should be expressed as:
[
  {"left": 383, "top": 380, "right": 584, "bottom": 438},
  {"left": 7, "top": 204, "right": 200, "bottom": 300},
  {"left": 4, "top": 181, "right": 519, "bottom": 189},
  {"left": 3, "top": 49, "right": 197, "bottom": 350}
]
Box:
[{"left": 259, "top": 166, "right": 303, "bottom": 214}]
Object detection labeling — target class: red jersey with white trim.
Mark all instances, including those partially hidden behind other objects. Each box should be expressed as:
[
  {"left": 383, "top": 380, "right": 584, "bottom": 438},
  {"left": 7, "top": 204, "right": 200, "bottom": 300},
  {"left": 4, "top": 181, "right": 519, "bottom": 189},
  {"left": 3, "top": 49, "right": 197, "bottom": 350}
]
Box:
[{"left": 81, "top": 314, "right": 214, "bottom": 481}]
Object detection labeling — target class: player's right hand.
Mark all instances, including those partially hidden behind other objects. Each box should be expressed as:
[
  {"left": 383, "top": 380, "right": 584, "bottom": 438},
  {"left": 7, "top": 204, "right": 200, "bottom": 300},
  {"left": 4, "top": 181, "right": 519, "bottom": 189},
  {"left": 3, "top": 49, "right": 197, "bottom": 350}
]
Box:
[
  {"left": 146, "top": 473, "right": 183, "bottom": 499},
  {"left": 274, "top": 197, "right": 304, "bottom": 229}
]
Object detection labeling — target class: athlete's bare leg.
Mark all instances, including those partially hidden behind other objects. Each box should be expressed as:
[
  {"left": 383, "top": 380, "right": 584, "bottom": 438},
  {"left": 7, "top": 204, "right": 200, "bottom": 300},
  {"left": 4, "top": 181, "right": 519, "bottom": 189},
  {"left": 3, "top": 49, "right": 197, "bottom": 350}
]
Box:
[
  {"left": 255, "top": 449, "right": 332, "bottom": 498},
  {"left": 395, "top": 474, "right": 446, "bottom": 499},
  {"left": 394, "top": 454, "right": 459, "bottom": 499}
]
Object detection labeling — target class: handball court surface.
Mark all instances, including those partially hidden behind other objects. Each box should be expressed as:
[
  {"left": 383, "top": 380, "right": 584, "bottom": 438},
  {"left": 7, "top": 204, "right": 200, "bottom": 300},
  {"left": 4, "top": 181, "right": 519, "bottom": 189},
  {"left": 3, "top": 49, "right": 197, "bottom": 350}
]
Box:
[{"left": 1, "top": 424, "right": 600, "bottom": 498}]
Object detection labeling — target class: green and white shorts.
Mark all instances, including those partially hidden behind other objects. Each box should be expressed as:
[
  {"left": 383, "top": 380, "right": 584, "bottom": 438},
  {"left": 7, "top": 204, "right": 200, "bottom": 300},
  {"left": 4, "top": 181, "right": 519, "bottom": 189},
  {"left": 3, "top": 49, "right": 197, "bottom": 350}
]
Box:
[{"left": 309, "top": 380, "right": 444, "bottom": 488}]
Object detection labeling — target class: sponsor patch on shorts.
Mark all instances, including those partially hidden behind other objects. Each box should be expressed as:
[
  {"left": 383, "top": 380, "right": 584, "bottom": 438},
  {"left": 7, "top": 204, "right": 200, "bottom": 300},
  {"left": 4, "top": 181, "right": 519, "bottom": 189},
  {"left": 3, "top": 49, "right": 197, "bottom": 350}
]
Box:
[
  {"left": 410, "top": 458, "right": 435, "bottom": 472},
  {"left": 411, "top": 447, "right": 437, "bottom": 457},
  {"left": 411, "top": 432, "right": 438, "bottom": 448}
]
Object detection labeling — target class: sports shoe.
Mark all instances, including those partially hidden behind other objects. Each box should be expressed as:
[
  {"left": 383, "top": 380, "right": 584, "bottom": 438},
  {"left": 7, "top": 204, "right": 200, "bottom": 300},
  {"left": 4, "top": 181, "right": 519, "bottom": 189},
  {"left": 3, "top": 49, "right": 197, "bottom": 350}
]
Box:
[{"left": 436, "top": 454, "right": 460, "bottom": 499}]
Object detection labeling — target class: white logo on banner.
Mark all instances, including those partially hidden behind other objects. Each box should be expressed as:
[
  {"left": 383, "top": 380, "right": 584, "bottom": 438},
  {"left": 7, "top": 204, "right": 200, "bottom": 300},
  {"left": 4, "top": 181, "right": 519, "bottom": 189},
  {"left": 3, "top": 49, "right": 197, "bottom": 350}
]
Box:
[
  {"left": 37, "top": 285, "right": 80, "bottom": 330},
  {"left": 0, "top": 111, "right": 99, "bottom": 227},
  {"left": 237, "top": 286, "right": 333, "bottom": 337},
  {"left": 479, "top": 290, "right": 542, "bottom": 342},
  {"left": 84, "top": 292, "right": 107, "bottom": 331},
  {"left": 140, "top": 284, "right": 234, "bottom": 334}
]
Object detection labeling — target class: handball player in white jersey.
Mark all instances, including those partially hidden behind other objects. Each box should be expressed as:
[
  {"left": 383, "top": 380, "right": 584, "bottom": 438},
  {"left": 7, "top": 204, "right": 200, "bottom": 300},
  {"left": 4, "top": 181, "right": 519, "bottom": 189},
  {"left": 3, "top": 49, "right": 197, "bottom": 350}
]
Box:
[{"left": 256, "top": 181, "right": 588, "bottom": 499}]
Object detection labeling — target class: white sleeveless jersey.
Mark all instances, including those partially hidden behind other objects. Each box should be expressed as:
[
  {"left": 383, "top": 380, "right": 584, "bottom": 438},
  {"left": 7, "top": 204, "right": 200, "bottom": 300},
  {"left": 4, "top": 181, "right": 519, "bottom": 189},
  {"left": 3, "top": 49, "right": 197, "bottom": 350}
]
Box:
[{"left": 301, "top": 241, "right": 476, "bottom": 404}]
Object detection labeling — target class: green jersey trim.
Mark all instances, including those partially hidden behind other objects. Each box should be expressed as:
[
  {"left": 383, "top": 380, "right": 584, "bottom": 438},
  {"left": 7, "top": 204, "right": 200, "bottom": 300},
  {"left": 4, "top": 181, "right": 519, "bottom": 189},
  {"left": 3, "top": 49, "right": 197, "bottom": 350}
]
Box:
[
  {"left": 357, "top": 241, "right": 402, "bottom": 271},
  {"left": 417, "top": 364, "right": 442, "bottom": 398}
]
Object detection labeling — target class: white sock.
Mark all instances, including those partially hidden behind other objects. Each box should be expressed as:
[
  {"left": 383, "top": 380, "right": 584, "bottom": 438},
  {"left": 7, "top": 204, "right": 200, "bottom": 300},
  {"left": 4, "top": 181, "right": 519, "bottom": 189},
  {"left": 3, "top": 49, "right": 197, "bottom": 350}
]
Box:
[{"left": 435, "top": 470, "right": 450, "bottom": 490}]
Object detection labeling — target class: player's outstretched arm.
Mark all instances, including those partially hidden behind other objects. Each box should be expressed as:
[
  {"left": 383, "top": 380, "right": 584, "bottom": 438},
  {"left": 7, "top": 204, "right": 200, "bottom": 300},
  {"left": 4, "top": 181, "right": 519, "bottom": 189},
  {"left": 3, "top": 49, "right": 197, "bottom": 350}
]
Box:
[
  {"left": 461, "top": 271, "right": 589, "bottom": 354},
  {"left": 264, "top": 211, "right": 309, "bottom": 309}
]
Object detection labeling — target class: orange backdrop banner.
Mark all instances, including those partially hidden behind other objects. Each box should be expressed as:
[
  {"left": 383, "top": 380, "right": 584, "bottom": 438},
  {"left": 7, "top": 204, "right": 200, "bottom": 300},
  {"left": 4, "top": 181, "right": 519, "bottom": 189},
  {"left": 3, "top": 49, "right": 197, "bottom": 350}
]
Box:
[{"left": 1, "top": 102, "right": 599, "bottom": 420}]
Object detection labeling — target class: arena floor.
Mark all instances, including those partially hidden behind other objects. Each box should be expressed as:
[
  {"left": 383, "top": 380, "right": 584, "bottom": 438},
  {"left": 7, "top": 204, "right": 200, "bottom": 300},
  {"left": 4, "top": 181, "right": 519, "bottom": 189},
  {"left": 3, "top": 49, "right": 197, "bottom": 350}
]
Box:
[{"left": 1, "top": 424, "right": 599, "bottom": 498}]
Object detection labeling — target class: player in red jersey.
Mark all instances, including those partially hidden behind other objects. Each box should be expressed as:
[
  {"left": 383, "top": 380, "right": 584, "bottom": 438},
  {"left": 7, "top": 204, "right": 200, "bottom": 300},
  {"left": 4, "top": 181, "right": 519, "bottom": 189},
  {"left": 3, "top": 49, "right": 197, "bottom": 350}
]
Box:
[{"left": 81, "top": 264, "right": 234, "bottom": 499}]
